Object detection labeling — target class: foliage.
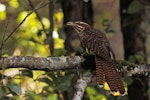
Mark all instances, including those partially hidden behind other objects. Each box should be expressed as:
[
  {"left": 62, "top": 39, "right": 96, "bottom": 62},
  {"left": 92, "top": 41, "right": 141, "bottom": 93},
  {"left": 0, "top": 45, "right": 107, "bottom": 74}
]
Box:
[
  {"left": 0, "top": 3, "right": 6, "bottom": 20},
  {"left": 0, "top": 0, "right": 66, "bottom": 99},
  {"left": 0, "top": 0, "right": 148, "bottom": 100},
  {"left": 127, "top": 0, "right": 144, "bottom": 14}
]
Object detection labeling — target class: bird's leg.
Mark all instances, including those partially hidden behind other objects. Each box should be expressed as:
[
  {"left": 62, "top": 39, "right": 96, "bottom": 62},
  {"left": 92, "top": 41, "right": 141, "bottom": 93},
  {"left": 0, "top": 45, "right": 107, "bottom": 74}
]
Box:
[
  {"left": 75, "top": 48, "right": 89, "bottom": 78},
  {"left": 76, "top": 65, "right": 82, "bottom": 78},
  {"left": 81, "top": 47, "right": 90, "bottom": 57},
  {"left": 85, "top": 48, "right": 89, "bottom": 54}
]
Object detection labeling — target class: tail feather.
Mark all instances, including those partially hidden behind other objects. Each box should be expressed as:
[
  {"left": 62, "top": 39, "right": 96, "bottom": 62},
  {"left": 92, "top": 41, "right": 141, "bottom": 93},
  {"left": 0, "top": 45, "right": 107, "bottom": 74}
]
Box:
[
  {"left": 105, "top": 65, "right": 119, "bottom": 92},
  {"left": 95, "top": 57, "right": 125, "bottom": 94},
  {"left": 95, "top": 57, "right": 105, "bottom": 86},
  {"left": 105, "top": 61, "right": 125, "bottom": 94}
]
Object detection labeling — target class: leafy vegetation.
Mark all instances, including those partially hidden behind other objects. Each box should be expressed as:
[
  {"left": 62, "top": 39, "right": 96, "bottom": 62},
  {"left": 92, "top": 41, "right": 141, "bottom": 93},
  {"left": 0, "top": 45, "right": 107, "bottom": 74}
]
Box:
[{"left": 0, "top": 0, "right": 149, "bottom": 100}]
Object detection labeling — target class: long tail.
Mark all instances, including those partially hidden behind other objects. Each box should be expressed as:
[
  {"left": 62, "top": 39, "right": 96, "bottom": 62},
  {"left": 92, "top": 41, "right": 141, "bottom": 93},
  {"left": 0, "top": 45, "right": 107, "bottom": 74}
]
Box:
[
  {"left": 95, "top": 56, "right": 125, "bottom": 94},
  {"left": 95, "top": 57, "right": 105, "bottom": 86}
]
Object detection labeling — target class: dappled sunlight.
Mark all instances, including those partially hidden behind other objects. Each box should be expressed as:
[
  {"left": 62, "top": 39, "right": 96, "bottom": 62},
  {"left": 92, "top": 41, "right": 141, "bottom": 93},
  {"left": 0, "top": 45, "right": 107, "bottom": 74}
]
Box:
[
  {"left": 42, "top": 17, "right": 50, "bottom": 29},
  {"left": 52, "top": 30, "right": 64, "bottom": 49},
  {"left": 52, "top": 30, "right": 59, "bottom": 39},
  {"left": 8, "top": 0, "right": 19, "bottom": 8},
  {"left": 0, "top": 3, "right": 6, "bottom": 20},
  {"left": 0, "top": 0, "right": 149, "bottom": 99},
  {"left": 86, "top": 87, "right": 106, "bottom": 100},
  {"left": 13, "top": 48, "right": 21, "bottom": 56}
]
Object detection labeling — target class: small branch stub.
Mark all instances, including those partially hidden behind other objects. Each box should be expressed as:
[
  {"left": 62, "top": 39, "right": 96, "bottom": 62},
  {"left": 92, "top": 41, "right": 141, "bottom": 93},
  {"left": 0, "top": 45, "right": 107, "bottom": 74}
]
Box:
[{"left": 72, "top": 75, "right": 94, "bottom": 100}]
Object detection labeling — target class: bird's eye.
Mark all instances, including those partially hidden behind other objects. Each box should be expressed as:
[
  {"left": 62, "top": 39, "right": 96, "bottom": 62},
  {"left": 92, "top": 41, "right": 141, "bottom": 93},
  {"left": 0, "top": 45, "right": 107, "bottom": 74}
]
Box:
[
  {"left": 76, "top": 25, "right": 84, "bottom": 31},
  {"left": 73, "top": 24, "right": 85, "bottom": 33}
]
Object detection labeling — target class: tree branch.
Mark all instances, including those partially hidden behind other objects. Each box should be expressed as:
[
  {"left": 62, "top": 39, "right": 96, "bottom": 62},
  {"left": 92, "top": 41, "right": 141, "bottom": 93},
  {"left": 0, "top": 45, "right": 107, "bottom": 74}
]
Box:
[
  {"left": 48, "top": 0, "right": 54, "bottom": 54},
  {"left": 0, "top": 56, "right": 82, "bottom": 71},
  {"left": 27, "top": 0, "right": 47, "bottom": 34},
  {"left": 0, "top": 56, "right": 150, "bottom": 99},
  {"left": 72, "top": 75, "right": 94, "bottom": 100},
  {"left": 3, "top": 0, "right": 49, "bottom": 45},
  {"left": 0, "top": 56, "right": 149, "bottom": 77}
]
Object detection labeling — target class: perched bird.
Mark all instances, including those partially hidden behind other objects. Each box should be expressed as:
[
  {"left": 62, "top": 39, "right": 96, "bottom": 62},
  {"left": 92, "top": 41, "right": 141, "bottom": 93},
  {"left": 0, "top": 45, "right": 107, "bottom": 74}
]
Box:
[{"left": 66, "top": 21, "right": 125, "bottom": 96}]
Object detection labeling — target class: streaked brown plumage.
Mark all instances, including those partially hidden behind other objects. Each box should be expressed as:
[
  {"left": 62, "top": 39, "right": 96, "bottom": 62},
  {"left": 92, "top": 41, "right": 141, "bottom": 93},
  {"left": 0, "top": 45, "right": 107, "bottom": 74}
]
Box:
[{"left": 67, "top": 21, "right": 125, "bottom": 95}]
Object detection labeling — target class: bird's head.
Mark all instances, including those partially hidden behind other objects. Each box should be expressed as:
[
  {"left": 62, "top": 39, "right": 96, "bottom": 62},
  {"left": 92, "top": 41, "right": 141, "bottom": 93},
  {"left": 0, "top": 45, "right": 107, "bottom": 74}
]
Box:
[{"left": 66, "top": 21, "right": 90, "bottom": 33}]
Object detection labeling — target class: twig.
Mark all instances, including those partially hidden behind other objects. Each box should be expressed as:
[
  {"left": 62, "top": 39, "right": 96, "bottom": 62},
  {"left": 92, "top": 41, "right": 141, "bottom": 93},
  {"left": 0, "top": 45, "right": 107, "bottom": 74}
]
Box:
[
  {"left": 2, "top": 0, "right": 50, "bottom": 49},
  {"left": 48, "top": 0, "right": 54, "bottom": 54},
  {"left": 27, "top": 0, "right": 47, "bottom": 34},
  {"left": 0, "top": 17, "right": 10, "bottom": 56}
]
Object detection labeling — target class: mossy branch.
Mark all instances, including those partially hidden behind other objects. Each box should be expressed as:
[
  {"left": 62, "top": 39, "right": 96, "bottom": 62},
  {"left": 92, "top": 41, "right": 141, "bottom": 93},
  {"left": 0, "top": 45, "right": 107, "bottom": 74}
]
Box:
[{"left": 0, "top": 56, "right": 149, "bottom": 77}]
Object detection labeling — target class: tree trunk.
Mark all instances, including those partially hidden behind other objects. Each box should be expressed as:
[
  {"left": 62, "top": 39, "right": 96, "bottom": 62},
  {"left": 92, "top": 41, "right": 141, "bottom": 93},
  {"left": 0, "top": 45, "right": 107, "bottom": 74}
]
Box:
[
  {"left": 120, "top": 0, "right": 149, "bottom": 100},
  {"left": 61, "top": 0, "right": 93, "bottom": 55},
  {"left": 60, "top": 0, "right": 93, "bottom": 99},
  {"left": 120, "top": 0, "right": 147, "bottom": 63}
]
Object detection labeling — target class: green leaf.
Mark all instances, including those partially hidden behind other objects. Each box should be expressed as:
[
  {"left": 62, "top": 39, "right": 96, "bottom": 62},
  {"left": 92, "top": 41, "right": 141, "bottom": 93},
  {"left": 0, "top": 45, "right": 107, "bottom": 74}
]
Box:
[
  {"left": 123, "top": 77, "right": 133, "bottom": 86},
  {"left": 7, "top": 83, "right": 21, "bottom": 95},
  {"left": 0, "top": 86, "right": 6, "bottom": 97},
  {"left": 25, "top": 91, "right": 41, "bottom": 100},
  {"left": 43, "top": 86, "right": 55, "bottom": 93},
  {"left": 0, "top": 97, "right": 14, "bottom": 100},
  {"left": 37, "top": 77, "right": 53, "bottom": 85},
  {"left": 21, "top": 69, "right": 33, "bottom": 78},
  {"left": 127, "top": 0, "right": 144, "bottom": 14},
  {"left": 55, "top": 74, "right": 74, "bottom": 91},
  {"left": 29, "top": 38, "right": 40, "bottom": 44},
  {"left": 86, "top": 87, "right": 97, "bottom": 95},
  {"left": 18, "top": 0, "right": 26, "bottom": 4},
  {"left": 47, "top": 94, "right": 57, "bottom": 100},
  {"left": 52, "top": 49, "right": 66, "bottom": 57}
]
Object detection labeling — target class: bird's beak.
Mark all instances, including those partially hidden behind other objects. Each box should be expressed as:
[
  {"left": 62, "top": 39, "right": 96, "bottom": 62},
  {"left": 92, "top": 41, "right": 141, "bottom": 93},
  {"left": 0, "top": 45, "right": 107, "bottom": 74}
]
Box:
[
  {"left": 66, "top": 21, "right": 75, "bottom": 26},
  {"left": 66, "top": 21, "right": 80, "bottom": 33},
  {"left": 66, "top": 21, "right": 84, "bottom": 33}
]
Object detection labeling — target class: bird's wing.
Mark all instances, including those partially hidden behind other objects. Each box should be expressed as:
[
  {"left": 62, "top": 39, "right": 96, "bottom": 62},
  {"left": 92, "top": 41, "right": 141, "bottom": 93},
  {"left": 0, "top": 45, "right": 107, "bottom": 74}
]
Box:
[
  {"left": 82, "top": 29, "right": 112, "bottom": 61},
  {"left": 105, "top": 43, "right": 116, "bottom": 60}
]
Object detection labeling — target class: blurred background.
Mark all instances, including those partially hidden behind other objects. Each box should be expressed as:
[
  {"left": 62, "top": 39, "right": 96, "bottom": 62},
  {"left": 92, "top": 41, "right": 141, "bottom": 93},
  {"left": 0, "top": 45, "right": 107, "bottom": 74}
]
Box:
[{"left": 0, "top": 0, "right": 149, "bottom": 100}]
